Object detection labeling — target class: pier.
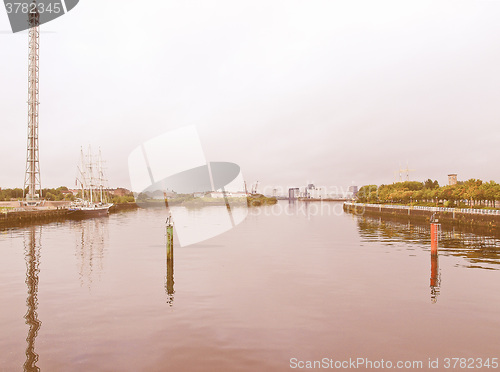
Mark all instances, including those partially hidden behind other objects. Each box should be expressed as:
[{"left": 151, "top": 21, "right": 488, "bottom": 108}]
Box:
[
  {"left": 0, "top": 202, "right": 138, "bottom": 227},
  {"left": 344, "top": 202, "right": 500, "bottom": 229},
  {"left": 0, "top": 208, "right": 70, "bottom": 226}
]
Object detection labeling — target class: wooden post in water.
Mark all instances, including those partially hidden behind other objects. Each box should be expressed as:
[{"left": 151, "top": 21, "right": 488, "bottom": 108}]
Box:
[
  {"left": 166, "top": 224, "right": 174, "bottom": 258},
  {"left": 166, "top": 216, "right": 174, "bottom": 303}
]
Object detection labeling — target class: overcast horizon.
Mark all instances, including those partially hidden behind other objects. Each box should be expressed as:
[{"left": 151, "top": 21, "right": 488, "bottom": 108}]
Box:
[{"left": 1, "top": 0, "right": 499, "bottom": 193}]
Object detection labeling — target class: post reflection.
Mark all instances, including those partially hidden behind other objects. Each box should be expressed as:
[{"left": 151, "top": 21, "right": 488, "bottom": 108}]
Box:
[
  {"left": 165, "top": 220, "right": 175, "bottom": 305},
  {"left": 356, "top": 216, "right": 500, "bottom": 269},
  {"left": 23, "top": 226, "right": 41, "bottom": 372},
  {"left": 356, "top": 215, "right": 500, "bottom": 304},
  {"left": 430, "top": 221, "right": 441, "bottom": 303},
  {"left": 430, "top": 253, "right": 441, "bottom": 304},
  {"left": 166, "top": 246, "right": 174, "bottom": 305}
]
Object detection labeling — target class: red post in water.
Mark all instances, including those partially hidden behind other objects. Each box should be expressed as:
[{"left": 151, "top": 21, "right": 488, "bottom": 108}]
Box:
[{"left": 430, "top": 223, "right": 439, "bottom": 256}]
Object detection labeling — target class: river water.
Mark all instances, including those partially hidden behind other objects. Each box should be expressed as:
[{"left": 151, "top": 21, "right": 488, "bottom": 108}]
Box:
[{"left": 1, "top": 201, "right": 499, "bottom": 371}]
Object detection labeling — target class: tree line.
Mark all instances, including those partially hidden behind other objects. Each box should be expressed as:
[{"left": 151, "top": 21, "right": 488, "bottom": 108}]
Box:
[
  {"left": 0, "top": 187, "right": 135, "bottom": 204},
  {"left": 356, "top": 179, "right": 500, "bottom": 208},
  {"left": 0, "top": 187, "right": 74, "bottom": 201}
]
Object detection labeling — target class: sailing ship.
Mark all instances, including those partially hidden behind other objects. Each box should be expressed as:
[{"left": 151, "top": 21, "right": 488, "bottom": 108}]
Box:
[{"left": 68, "top": 146, "right": 113, "bottom": 217}]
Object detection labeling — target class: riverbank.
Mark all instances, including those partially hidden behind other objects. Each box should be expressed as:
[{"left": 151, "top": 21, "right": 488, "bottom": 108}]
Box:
[
  {"left": 343, "top": 202, "right": 500, "bottom": 230},
  {"left": 247, "top": 194, "right": 277, "bottom": 206},
  {"left": 298, "top": 197, "right": 350, "bottom": 202},
  {"left": 0, "top": 202, "right": 139, "bottom": 228},
  {"left": 109, "top": 202, "right": 139, "bottom": 212},
  {"left": 0, "top": 207, "right": 70, "bottom": 227},
  {"left": 139, "top": 195, "right": 278, "bottom": 207}
]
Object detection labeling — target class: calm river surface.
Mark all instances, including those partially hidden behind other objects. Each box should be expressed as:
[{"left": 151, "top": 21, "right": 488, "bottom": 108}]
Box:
[{"left": 1, "top": 201, "right": 499, "bottom": 371}]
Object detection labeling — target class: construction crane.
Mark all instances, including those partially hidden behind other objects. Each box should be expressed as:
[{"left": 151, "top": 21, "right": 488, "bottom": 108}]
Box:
[
  {"left": 24, "top": 3, "right": 42, "bottom": 205},
  {"left": 251, "top": 181, "right": 259, "bottom": 195}
]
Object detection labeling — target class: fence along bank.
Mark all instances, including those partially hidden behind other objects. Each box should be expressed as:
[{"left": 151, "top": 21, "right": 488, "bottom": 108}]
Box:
[{"left": 344, "top": 202, "right": 500, "bottom": 229}]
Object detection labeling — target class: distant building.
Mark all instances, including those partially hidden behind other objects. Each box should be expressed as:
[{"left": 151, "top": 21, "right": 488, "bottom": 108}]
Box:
[
  {"left": 68, "top": 189, "right": 79, "bottom": 196},
  {"left": 60, "top": 189, "right": 73, "bottom": 197},
  {"left": 109, "top": 188, "right": 132, "bottom": 197},
  {"left": 348, "top": 186, "right": 359, "bottom": 198},
  {"left": 448, "top": 174, "right": 457, "bottom": 186},
  {"left": 303, "top": 184, "right": 325, "bottom": 199},
  {"left": 309, "top": 187, "right": 325, "bottom": 199},
  {"left": 288, "top": 188, "right": 300, "bottom": 200},
  {"left": 150, "top": 190, "right": 167, "bottom": 199}
]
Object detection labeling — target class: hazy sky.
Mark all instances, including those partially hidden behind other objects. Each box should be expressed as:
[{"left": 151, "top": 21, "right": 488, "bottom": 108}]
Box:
[{"left": 1, "top": 0, "right": 499, "bottom": 193}]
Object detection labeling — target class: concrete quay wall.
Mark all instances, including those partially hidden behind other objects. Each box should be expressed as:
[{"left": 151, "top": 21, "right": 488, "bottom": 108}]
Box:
[{"left": 343, "top": 203, "right": 500, "bottom": 229}]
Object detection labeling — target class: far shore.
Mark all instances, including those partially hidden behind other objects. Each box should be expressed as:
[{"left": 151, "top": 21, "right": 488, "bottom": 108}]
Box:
[
  {"left": 297, "top": 197, "right": 351, "bottom": 202},
  {"left": 0, "top": 201, "right": 72, "bottom": 209}
]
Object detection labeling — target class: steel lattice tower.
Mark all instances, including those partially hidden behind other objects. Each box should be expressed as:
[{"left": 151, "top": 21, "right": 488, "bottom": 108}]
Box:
[{"left": 24, "top": 3, "right": 42, "bottom": 202}]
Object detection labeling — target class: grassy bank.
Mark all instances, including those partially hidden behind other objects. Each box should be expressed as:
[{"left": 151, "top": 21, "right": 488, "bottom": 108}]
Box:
[{"left": 247, "top": 194, "right": 278, "bottom": 206}]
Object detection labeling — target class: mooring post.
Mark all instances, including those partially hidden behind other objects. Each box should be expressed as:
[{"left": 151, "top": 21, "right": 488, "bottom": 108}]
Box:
[
  {"left": 430, "top": 213, "right": 439, "bottom": 256},
  {"left": 166, "top": 216, "right": 174, "bottom": 260},
  {"left": 165, "top": 216, "right": 175, "bottom": 302}
]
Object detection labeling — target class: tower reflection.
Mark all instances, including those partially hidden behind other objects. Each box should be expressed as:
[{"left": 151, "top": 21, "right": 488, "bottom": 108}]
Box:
[{"left": 23, "top": 226, "right": 41, "bottom": 372}]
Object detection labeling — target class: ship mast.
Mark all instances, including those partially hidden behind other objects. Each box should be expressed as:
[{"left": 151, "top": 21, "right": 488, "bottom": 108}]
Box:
[
  {"left": 24, "top": 1, "right": 42, "bottom": 203},
  {"left": 98, "top": 148, "right": 104, "bottom": 203},
  {"left": 87, "top": 145, "right": 94, "bottom": 204},
  {"left": 76, "top": 147, "right": 86, "bottom": 202}
]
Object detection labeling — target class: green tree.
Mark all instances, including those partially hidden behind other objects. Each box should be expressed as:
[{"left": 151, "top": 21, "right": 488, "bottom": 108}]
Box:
[
  {"left": 424, "top": 179, "right": 439, "bottom": 189},
  {"left": 356, "top": 185, "right": 378, "bottom": 203},
  {"left": 356, "top": 177, "right": 500, "bottom": 209}
]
